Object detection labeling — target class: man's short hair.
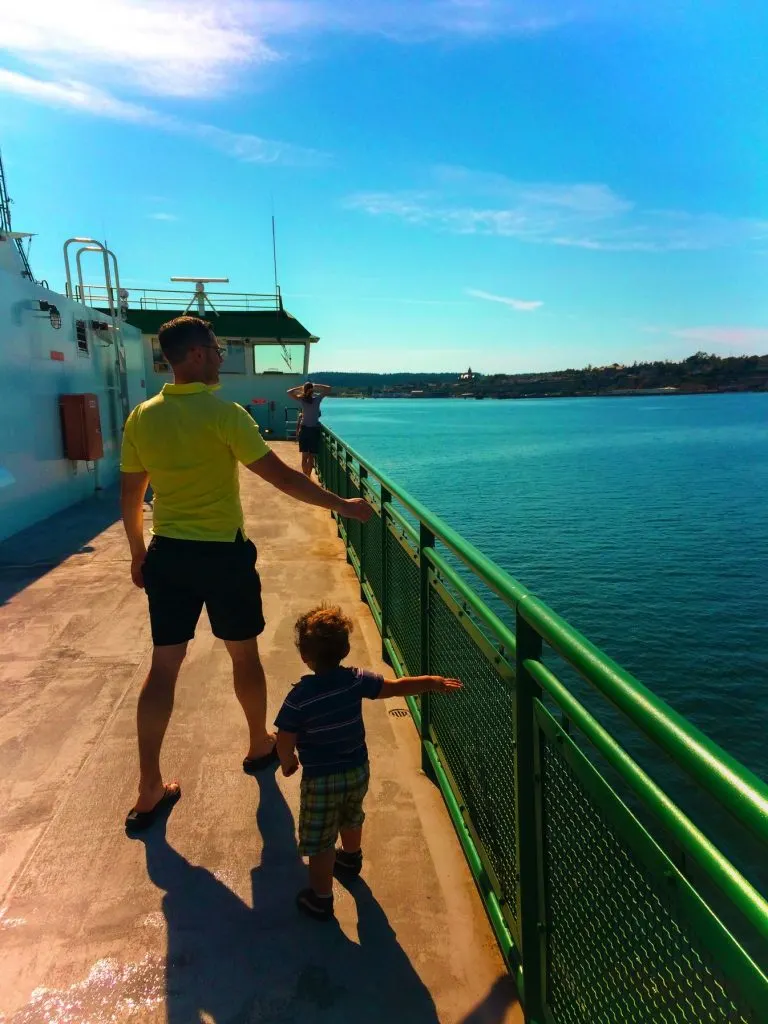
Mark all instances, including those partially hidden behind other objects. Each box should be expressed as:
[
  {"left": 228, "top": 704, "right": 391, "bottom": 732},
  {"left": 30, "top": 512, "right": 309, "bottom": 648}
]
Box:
[
  {"left": 157, "top": 316, "right": 214, "bottom": 366},
  {"left": 295, "top": 605, "right": 353, "bottom": 668}
]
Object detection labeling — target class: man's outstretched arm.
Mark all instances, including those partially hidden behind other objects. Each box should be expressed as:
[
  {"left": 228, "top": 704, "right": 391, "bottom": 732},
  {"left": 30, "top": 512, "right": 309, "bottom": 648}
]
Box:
[
  {"left": 247, "top": 451, "right": 372, "bottom": 521},
  {"left": 121, "top": 471, "right": 150, "bottom": 588}
]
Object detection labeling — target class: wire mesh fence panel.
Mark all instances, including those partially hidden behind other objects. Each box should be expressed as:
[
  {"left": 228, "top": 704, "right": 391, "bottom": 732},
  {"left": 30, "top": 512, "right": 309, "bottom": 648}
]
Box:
[
  {"left": 385, "top": 526, "right": 421, "bottom": 675},
  {"left": 428, "top": 581, "right": 519, "bottom": 934},
  {"left": 318, "top": 428, "right": 768, "bottom": 1020},
  {"left": 362, "top": 506, "right": 383, "bottom": 612},
  {"left": 345, "top": 475, "right": 362, "bottom": 564},
  {"left": 541, "top": 730, "right": 757, "bottom": 1024}
]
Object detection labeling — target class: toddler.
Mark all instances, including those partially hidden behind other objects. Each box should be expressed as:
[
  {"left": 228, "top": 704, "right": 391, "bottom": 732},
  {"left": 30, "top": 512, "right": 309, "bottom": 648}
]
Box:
[{"left": 275, "top": 604, "right": 462, "bottom": 920}]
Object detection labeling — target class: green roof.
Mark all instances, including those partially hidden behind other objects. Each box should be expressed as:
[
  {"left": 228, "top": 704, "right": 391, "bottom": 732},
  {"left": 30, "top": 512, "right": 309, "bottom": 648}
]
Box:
[{"left": 97, "top": 307, "right": 316, "bottom": 340}]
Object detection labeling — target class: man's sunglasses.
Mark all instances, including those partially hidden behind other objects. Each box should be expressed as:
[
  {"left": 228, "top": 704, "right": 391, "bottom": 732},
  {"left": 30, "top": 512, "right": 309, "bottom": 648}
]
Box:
[{"left": 201, "top": 343, "right": 226, "bottom": 358}]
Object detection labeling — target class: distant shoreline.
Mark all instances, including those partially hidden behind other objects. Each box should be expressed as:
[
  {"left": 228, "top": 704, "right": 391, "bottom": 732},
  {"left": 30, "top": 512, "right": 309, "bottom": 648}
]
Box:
[
  {"left": 315, "top": 353, "right": 768, "bottom": 400},
  {"left": 331, "top": 387, "right": 767, "bottom": 401}
]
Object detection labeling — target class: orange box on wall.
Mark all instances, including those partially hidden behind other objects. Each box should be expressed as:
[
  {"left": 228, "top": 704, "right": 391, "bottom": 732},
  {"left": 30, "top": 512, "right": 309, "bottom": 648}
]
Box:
[{"left": 59, "top": 394, "right": 104, "bottom": 461}]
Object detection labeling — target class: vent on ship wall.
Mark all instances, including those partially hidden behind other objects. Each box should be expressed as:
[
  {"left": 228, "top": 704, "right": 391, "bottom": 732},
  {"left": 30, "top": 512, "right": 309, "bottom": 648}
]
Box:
[{"left": 75, "top": 319, "right": 88, "bottom": 353}]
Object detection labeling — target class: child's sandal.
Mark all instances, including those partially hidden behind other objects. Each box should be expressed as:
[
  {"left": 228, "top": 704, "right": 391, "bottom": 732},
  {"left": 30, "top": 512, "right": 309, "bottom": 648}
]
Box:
[
  {"left": 296, "top": 888, "right": 334, "bottom": 921},
  {"left": 334, "top": 848, "right": 363, "bottom": 877}
]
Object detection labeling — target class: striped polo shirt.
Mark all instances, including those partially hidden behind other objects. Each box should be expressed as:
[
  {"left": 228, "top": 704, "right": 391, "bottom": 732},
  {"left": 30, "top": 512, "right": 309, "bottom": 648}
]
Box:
[{"left": 274, "top": 666, "right": 384, "bottom": 778}]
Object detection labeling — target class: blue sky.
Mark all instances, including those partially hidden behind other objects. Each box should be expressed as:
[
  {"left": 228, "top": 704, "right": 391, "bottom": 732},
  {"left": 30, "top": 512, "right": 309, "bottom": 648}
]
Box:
[{"left": 2, "top": 1, "right": 768, "bottom": 372}]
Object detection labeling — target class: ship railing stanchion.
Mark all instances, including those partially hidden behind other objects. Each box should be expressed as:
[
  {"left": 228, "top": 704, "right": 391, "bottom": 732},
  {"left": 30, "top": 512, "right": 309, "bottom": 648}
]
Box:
[
  {"left": 359, "top": 465, "right": 368, "bottom": 601},
  {"left": 343, "top": 448, "right": 352, "bottom": 560},
  {"left": 419, "top": 522, "right": 435, "bottom": 777},
  {"left": 515, "top": 604, "right": 547, "bottom": 1024},
  {"left": 333, "top": 440, "right": 341, "bottom": 532},
  {"left": 380, "top": 484, "right": 391, "bottom": 664}
]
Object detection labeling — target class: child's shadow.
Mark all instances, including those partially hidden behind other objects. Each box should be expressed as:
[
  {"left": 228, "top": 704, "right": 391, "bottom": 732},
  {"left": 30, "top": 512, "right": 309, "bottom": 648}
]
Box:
[{"left": 139, "top": 767, "right": 440, "bottom": 1023}]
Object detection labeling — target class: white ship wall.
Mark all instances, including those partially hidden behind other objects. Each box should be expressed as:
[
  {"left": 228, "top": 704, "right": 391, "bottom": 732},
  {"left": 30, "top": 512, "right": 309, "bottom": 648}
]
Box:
[{"left": 0, "top": 254, "right": 145, "bottom": 542}]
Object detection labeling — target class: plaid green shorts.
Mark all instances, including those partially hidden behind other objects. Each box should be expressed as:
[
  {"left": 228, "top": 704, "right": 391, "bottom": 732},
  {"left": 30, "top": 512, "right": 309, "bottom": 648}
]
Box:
[{"left": 298, "top": 762, "right": 370, "bottom": 857}]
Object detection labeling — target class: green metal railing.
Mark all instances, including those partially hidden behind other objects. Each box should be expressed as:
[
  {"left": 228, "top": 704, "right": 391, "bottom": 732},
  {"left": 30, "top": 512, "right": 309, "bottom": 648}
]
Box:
[{"left": 318, "top": 426, "right": 768, "bottom": 1024}]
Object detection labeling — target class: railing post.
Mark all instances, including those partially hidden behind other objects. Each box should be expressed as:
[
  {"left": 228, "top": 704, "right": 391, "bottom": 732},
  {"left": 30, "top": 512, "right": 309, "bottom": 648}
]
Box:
[
  {"left": 333, "top": 441, "right": 341, "bottom": 530},
  {"left": 343, "top": 450, "right": 353, "bottom": 561},
  {"left": 340, "top": 449, "right": 350, "bottom": 558},
  {"left": 420, "top": 523, "right": 435, "bottom": 775},
  {"left": 515, "top": 604, "right": 547, "bottom": 1024},
  {"left": 318, "top": 430, "right": 326, "bottom": 484},
  {"left": 380, "top": 485, "right": 391, "bottom": 663},
  {"left": 359, "top": 466, "right": 368, "bottom": 600}
]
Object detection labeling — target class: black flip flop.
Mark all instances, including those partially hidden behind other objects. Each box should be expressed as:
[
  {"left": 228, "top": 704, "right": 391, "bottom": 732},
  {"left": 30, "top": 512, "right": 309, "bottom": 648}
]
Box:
[
  {"left": 125, "top": 784, "right": 181, "bottom": 833},
  {"left": 242, "top": 747, "right": 279, "bottom": 774}
]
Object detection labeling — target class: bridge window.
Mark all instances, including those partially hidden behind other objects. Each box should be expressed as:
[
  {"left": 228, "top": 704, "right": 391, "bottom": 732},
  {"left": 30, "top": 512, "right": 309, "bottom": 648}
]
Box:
[
  {"left": 151, "top": 338, "right": 170, "bottom": 374},
  {"left": 253, "top": 343, "right": 303, "bottom": 375},
  {"left": 220, "top": 341, "right": 246, "bottom": 374}
]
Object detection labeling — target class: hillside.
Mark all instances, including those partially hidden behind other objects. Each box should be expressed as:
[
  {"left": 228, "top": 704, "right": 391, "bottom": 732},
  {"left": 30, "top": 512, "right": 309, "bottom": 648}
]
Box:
[{"left": 311, "top": 353, "right": 768, "bottom": 398}]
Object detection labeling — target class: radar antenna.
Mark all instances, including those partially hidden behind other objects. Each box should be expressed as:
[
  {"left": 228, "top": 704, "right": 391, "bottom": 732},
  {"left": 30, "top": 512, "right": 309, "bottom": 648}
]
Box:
[{"left": 169, "top": 277, "right": 230, "bottom": 317}]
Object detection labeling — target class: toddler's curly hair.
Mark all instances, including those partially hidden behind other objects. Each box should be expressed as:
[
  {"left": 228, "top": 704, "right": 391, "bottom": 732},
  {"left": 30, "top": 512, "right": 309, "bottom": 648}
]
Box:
[{"left": 295, "top": 605, "right": 353, "bottom": 668}]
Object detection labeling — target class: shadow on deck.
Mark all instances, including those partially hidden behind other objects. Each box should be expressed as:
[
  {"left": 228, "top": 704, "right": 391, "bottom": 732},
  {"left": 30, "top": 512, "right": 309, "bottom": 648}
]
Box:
[
  {"left": 0, "top": 443, "right": 521, "bottom": 1024},
  {"left": 130, "top": 768, "right": 518, "bottom": 1024},
  {"left": 0, "top": 487, "right": 122, "bottom": 605}
]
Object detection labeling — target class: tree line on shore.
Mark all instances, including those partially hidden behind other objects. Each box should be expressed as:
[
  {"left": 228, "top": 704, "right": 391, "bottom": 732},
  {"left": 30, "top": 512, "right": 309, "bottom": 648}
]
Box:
[{"left": 314, "top": 352, "right": 768, "bottom": 399}]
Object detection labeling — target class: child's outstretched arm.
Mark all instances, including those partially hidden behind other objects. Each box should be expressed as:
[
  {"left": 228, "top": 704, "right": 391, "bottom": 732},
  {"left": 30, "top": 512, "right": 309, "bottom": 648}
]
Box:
[
  {"left": 376, "top": 675, "right": 462, "bottom": 698},
  {"left": 276, "top": 729, "right": 299, "bottom": 776}
]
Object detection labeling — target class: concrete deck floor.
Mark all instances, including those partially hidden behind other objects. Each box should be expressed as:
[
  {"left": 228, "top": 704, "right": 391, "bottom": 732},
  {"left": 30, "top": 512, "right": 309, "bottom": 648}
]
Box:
[{"left": 0, "top": 443, "right": 522, "bottom": 1024}]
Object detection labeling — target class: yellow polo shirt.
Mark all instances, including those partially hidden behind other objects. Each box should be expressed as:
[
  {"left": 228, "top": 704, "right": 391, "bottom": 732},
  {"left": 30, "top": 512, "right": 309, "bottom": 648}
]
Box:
[{"left": 120, "top": 383, "right": 270, "bottom": 542}]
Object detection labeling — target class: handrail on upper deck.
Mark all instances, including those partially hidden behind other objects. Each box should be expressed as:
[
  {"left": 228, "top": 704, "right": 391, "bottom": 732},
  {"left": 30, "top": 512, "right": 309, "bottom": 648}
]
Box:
[{"left": 78, "top": 284, "right": 283, "bottom": 313}]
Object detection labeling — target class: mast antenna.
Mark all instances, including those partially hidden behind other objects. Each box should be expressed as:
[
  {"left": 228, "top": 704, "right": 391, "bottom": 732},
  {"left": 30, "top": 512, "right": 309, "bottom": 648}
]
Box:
[
  {"left": 0, "top": 149, "right": 34, "bottom": 280},
  {"left": 271, "top": 202, "right": 289, "bottom": 368},
  {"left": 271, "top": 213, "right": 282, "bottom": 309}
]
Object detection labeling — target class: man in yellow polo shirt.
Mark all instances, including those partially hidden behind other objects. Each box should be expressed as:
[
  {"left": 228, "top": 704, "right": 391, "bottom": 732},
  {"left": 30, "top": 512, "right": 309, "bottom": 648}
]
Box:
[{"left": 120, "top": 315, "right": 371, "bottom": 831}]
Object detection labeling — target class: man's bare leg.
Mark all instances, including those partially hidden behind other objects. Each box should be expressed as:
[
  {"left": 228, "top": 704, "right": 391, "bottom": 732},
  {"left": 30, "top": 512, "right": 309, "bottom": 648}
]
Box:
[
  {"left": 225, "top": 638, "right": 275, "bottom": 760},
  {"left": 134, "top": 643, "right": 187, "bottom": 812},
  {"left": 301, "top": 452, "right": 313, "bottom": 478}
]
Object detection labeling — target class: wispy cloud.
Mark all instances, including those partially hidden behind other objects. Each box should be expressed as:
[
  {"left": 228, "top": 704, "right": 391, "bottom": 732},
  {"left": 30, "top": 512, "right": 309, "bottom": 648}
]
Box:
[
  {"left": 345, "top": 166, "right": 768, "bottom": 252},
  {"left": 467, "top": 288, "right": 542, "bottom": 311},
  {"left": 0, "top": 69, "right": 154, "bottom": 122},
  {"left": 3, "top": 2, "right": 273, "bottom": 100},
  {"left": 194, "top": 124, "right": 329, "bottom": 167},
  {"left": 1, "top": 2, "right": 581, "bottom": 105},
  {"left": 148, "top": 212, "right": 178, "bottom": 222},
  {"left": 0, "top": 3, "right": 690, "bottom": 177},
  {"left": 0, "top": 3, "right": 332, "bottom": 166},
  {"left": 671, "top": 326, "right": 768, "bottom": 349},
  {"left": 293, "top": 1, "right": 575, "bottom": 42},
  {"left": 0, "top": 68, "right": 329, "bottom": 167}
]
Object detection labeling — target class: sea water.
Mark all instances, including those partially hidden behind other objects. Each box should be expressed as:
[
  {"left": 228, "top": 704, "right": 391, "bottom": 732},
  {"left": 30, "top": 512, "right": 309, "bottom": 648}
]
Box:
[{"left": 323, "top": 393, "right": 768, "bottom": 782}]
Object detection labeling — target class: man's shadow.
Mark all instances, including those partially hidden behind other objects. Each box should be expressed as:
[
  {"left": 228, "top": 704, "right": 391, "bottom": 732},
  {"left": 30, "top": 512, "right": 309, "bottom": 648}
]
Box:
[{"left": 138, "top": 766, "right": 440, "bottom": 1023}]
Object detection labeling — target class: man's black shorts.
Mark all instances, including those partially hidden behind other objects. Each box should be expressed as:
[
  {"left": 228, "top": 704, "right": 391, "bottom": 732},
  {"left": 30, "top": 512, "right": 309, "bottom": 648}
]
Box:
[
  {"left": 298, "top": 424, "right": 321, "bottom": 454},
  {"left": 142, "top": 532, "right": 265, "bottom": 646}
]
